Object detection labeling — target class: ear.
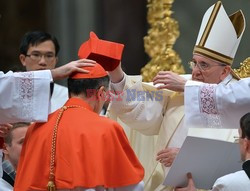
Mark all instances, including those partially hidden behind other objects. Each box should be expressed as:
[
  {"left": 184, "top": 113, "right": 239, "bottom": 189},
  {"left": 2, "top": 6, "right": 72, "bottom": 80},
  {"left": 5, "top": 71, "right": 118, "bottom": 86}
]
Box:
[
  {"left": 19, "top": 54, "right": 26, "bottom": 67},
  {"left": 245, "top": 139, "right": 250, "bottom": 152},
  {"left": 220, "top": 65, "right": 231, "bottom": 80},
  {"left": 2, "top": 143, "right": 9, "bottom": 155},
  {"left": 96, "top": 86, "right": 106, "bottom": 101},
  {"left": 93, "top": 86, "right": 106, "bottom": 114}
]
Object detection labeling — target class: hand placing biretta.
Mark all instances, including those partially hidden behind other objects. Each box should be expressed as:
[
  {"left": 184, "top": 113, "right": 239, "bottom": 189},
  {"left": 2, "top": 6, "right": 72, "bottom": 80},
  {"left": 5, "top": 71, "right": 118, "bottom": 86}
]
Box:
[{"left": 78, "top": 31, "right": 124, "bottom": 71}]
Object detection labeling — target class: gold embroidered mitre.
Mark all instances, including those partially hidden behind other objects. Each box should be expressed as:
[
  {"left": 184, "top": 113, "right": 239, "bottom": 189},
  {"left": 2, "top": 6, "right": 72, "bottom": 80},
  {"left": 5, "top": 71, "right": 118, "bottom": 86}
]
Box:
[{"left": 193, "top": 1, "right": 246, "bottom": 79}]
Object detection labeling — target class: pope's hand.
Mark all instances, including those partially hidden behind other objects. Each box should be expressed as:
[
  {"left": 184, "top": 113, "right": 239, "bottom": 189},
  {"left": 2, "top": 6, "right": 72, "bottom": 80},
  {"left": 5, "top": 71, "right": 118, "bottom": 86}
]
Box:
[
  {"left": 0, "top": 124, "right": 12, "bottom": 137},
  {"left": 156, "top": 147, "right": 180, "bottom": 167},
  {"left": 51, "top": 59, "right": 96, "bottom": 80},
  {"left": 108, "top": 62, "right": 124, "bottom": 83},
  {"left": 153, "top": 71, "right": 187, "bottom": 92}
]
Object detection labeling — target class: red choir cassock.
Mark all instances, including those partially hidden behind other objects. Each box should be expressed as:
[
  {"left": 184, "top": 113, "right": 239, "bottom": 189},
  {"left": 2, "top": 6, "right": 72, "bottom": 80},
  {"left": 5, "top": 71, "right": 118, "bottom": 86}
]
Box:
[
  {"left": 14, "top": 97, "right": 144, "bottom": 190},
  {"left": 14, "top": 62, "right": 144, "bottom": 190}
]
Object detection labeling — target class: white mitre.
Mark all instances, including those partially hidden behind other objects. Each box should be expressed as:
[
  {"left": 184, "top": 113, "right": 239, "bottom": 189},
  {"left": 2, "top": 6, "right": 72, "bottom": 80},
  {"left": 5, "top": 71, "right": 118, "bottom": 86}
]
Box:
[{"left": 193, "top": 1, "right": 246, "bottom": 79}]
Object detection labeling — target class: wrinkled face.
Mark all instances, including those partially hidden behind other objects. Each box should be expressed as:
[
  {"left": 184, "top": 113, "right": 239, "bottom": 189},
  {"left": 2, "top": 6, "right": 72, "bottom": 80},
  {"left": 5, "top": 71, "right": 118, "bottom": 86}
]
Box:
[
  {"left": 191, "top": 54, "right": 230, "bottom": 84},
  {"left": 20, "top": 40, "right": 58, "bottom": 71},
  {"left": 4, "top": 127, "right": 28, "bottom": 170}
]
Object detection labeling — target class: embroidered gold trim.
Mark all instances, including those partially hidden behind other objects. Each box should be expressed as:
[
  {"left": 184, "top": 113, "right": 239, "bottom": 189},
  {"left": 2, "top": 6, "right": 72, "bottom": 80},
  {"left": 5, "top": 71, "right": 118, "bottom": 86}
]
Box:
[{"left": 193, "top": 46, "right": 233, "bottom": 65}]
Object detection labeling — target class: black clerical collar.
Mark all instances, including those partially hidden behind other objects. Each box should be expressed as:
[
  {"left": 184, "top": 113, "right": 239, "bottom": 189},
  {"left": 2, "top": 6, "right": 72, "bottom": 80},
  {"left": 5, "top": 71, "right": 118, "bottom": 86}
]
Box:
[
  {"left": 242, "top": 160, "right": 250, "bottom": 179},
  {"left": 50, "top": 82, "right": 54, "bottom": 97},
  {"left": 2, "top": 170, "right": 14, "bottom": 187},
  {"left": 2, "top": 160, "right": 15, "bottom": 186}
]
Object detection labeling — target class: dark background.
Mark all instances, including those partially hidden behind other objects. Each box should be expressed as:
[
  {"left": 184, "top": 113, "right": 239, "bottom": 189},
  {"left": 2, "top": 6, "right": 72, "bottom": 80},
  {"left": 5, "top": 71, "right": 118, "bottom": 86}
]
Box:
[{"left": 1, "top": 0, "right": 249, "bottom": 85}]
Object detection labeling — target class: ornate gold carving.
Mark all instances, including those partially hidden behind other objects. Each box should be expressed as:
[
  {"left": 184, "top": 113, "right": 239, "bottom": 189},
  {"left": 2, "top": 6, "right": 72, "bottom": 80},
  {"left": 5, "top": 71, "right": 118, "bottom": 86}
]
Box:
[
  {"left": 141, "top": 0, "right": 185, "bottom": 82},
  {"left": 233, "top": 57, "right": 250, "bottom": 78}
]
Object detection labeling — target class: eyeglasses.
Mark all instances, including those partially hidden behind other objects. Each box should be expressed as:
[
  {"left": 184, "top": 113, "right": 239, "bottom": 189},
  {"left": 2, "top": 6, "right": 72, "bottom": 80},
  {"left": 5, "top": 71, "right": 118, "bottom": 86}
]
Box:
[
  {"left": 234, "top": 135, "right": 250, "bottom": 142},
  {"left": 233, "top": 136, "right": 250, "bottom": 143},
  {"left": 188, "top": 61, "right": 227, "bottom": 71},
  {"left": 25, "top": 52, "right": 56, "bottom": 62},
  {"left": 233, "top": 136, "right": 243, "bottom": 143}
]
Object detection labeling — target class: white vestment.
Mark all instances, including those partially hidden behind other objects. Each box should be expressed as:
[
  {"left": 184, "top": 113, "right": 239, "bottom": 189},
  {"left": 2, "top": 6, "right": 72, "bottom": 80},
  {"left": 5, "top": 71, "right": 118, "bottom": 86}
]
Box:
[
  {"left": 108, "top": 74, "right": 237, "bottom": 191},
  {"left": 50, "top": 83, "right": 68, "bottom": 112},
  {"left": 184, "top": 77, "right": 250, "bottom": 130},
  {"left": 0, "top": 178, "right": 13, "bottom": 191},
  {"left": 0, "top": 70, "right": 52, "bottom": 179},
  {"left": 212, "top": 170, "right": 250, "bottom": 191},
  {"left": 0, "top": 70, "right": 52, "bottom": 123}
]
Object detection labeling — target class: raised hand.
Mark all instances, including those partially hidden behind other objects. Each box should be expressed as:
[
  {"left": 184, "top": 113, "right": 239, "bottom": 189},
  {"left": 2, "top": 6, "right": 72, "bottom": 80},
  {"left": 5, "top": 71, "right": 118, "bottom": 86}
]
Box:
[
  {"left": 51, "top": 59, "right": 96, "bottom": 80},
  {"left": 107, "top": 62, "right": 124, "bottom": 83},
  {"left": 153, "top": 71, "right": 187, "bottom": 92}
]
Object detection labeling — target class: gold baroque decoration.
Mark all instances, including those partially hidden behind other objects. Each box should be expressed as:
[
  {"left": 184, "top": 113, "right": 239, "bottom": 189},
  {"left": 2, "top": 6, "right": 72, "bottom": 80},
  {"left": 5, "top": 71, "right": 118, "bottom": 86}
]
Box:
[
  {"left": 141, "top": 0, "right": 185, "bottom": 82},
  {"left": 233, "top": 57, "right": 250, "bottom": 78}
]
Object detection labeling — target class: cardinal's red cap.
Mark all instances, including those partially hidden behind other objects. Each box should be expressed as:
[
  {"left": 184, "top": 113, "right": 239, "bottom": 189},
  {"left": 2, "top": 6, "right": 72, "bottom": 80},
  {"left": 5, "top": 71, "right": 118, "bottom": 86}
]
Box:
[{"left": 78, "top": 31, "right": 124, "bottom": 71}]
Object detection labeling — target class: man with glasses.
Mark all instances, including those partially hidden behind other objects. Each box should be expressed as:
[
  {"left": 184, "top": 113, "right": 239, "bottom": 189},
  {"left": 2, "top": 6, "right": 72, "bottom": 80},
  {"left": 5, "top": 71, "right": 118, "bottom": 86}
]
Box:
[
  {"left": 107, "top": 1, "right": 245, "bottom": 190},
  {"left": 19, "top": 31, "right": 68, "bottom": 112}
]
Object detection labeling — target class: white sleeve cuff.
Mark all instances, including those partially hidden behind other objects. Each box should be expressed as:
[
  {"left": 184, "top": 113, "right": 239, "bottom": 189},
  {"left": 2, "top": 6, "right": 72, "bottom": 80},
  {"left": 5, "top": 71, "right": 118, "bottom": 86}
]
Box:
[
  {"left": 185, "top": 80, "right": 204, "bottom": 86},
  {"left": 110, "top": 73, "right": 126, "bottom": 93},
  {"left": 34, "top": 70, "right": 53, "bottom": 82}
]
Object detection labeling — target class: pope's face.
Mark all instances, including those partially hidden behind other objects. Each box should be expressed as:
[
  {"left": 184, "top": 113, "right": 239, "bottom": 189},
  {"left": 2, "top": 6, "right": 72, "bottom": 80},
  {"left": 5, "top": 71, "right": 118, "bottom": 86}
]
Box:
[
  {"left": 19, "top": 40, "right": 58, "bottom": 71},
  {"left": 191, "top": 54, "right": 230, "bottom": 84}
]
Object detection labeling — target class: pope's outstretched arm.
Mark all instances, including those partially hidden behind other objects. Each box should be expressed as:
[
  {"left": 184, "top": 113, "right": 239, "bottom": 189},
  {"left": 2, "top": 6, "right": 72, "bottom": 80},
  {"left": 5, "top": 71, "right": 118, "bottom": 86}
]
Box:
[
  {"left": 0, "top": 59, "right": 95, "bottom": 124},
  {"left": 107, "top": 63, "right": 166, "bottom": 135}
]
